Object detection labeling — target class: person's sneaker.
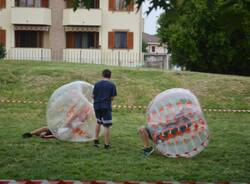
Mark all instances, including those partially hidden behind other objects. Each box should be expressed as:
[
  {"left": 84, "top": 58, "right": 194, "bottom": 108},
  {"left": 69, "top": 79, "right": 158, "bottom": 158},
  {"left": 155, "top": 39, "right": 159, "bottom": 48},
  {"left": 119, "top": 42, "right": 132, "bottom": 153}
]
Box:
[
  {"left": 93, "top": 139, "right": 100, "bottom": 148},
  {"left": 22, "top": 132, "right": 32, "bottom": 138},
  {"left": 104, "top": 144, "right": 111, "bottom": 149},
  {"left": 143, "top": 147, "right": 154, "bottom": 157}
]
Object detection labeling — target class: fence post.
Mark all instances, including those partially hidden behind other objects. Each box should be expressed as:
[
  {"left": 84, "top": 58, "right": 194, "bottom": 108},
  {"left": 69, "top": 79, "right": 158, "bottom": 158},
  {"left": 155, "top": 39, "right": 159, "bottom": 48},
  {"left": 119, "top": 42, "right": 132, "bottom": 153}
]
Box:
[
  {"left": 118, "top": 51, "right": 121, "bottom": 66},
  {"left": 166, "top": 54, "right": 169, "bottom": 70},
  {"left": 41, "top": 49, "right": 43, "bottom": 61},
  {"left": 80, "top": 50, "right": 82, "bottom": 63},
  {"left": 5, "top": 49, "right": 8, "bottom": 60}
]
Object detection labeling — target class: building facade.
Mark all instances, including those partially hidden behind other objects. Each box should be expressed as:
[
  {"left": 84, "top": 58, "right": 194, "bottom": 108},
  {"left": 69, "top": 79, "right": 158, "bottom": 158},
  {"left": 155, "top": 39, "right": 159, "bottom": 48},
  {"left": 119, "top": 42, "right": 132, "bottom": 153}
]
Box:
[
  {"left": 0, "top": 0, "right": 143, "bottom": 64},
  {"left": 142, "top": 32, "right": 171, "bottom": 70},
  {"left": 143, "top": 32, "right": 167, "bottom": 54}
]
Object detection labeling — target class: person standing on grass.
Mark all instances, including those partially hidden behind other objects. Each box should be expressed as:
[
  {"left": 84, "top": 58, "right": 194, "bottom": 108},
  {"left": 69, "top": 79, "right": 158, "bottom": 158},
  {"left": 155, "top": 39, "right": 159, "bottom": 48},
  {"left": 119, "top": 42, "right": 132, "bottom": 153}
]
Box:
[{"left": 93, "top": 69, "right": 117, "bottom": 149}]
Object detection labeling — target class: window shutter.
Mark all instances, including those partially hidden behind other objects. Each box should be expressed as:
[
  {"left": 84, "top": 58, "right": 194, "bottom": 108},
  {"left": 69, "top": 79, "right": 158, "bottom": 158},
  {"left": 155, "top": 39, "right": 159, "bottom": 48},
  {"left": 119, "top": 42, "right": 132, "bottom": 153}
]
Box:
[
  {"left": 0, "top": 29, "right": 6, "bottom": 46},
  {"left": 128, "top": 0, "right": 134, "bottom": 11},
  {"left": 66, "top": 0, "right": 74, "bottom": 8},
  {"left": 66, "top": 32, "right": 74, "bottom": 48},
  {"left": 127, "top": 32, "right": 133, "bottom": 49},
  {"left": 108, "top": 32, "right": 115, "bottom": 49},
  {"left": 15, "top": 31, "right": 19, "bottom": 47},
  {"left": 109, "top": 0, "right": 115, "bottom": 11},
  {"left": 41, "top": 0, "right": 49, "bottom": 8},
  {"left": 38, "top": 32, "right": 43, "bottom": 48},
  {"left": 95, "top": 0, "right": 100, "bottom": 9},
  {"left": 0, "top": 0, "right": 6, "bottom": 9},
  {"left": 93, "top": 32, "right": 99, "bottom": 48}
]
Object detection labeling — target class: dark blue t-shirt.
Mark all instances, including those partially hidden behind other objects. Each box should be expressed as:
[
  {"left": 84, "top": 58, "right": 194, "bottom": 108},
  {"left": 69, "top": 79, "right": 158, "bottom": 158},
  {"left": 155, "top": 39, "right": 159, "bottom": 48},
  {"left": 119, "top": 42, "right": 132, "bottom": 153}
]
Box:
[{"left": 93, "top": 80, "right": 117, "bottom": 110}]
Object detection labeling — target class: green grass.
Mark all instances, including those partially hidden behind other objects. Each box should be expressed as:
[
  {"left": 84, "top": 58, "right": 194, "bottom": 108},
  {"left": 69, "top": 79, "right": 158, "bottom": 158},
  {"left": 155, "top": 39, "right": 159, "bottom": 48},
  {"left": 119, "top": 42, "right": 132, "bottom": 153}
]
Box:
[{"left": 0, "top": 60, "right": 250, "bottom": 181}]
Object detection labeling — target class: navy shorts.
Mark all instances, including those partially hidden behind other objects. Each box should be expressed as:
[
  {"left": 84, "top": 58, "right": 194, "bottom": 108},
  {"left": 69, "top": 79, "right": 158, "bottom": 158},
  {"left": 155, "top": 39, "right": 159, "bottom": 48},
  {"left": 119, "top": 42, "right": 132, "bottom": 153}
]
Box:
[
  {"left": 145, "top": 124, "right": 154, "bottom": 140},
  {"left": 94, "top": 109, "right": 112, "bottom": 127}
]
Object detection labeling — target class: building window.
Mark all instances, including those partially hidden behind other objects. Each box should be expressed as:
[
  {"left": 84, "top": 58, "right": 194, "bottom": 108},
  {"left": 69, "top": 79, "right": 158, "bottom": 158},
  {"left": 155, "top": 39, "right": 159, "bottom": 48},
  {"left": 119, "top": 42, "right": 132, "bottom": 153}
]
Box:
[
  {"left": 34, "top": 0, "right": 41, "bottom": 7},
  {"left": 15, "top": 31, "right": 43, "bottom": 48},
  {"left": 152, "top": 46, "right": 155, "bottom": 53},
  {"left": 66, "top": 0, "right": 99, "bottom": 9},
  {"left": 108, "top": 31, "right": 133, "bottom": 49},
  {"left": 109, "top": 0, "right": 134, "bottom": 11},
  {"left": 114, "top": 32, "right": 127, "bottom": 48},
  {"left": 15, "top": 0, "right": 48, "bottom": 7},
  {"left": 115, "top": 0, "right": 125, "bottom": 10},
  {"left": 27, "top": 0, "right": 34, "bottom": 7},
  {"left": 66, "top": 32, "right": 99, "bottom": 49}
]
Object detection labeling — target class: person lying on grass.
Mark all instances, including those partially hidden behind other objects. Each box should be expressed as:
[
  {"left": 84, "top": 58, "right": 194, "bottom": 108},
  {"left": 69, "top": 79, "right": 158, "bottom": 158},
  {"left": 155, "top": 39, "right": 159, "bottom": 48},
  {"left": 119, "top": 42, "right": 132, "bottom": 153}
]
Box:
[
  {"left": 22, "top": 127, "right": 55, "bottom": 139},
  {"left": 22, "top": 101, "right": 91, "bottom": 139}
]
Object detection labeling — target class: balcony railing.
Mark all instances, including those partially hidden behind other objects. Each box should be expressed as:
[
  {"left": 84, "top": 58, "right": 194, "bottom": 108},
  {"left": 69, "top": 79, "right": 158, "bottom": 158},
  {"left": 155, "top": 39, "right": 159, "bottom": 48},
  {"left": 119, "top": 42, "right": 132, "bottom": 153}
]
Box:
[
  {"left": 11, "top": 7, "right": 51, "bottom": 25},
  {"left": 63, "top": 9, "right": 102, "bottom": 26}
]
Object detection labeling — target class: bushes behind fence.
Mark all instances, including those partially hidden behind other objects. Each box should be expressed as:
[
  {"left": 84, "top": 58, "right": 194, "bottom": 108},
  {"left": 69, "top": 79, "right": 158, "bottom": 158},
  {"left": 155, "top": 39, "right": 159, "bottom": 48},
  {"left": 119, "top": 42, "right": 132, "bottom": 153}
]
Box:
[{"left": 0, "top": 43, "right": 6, "bottom": 59}]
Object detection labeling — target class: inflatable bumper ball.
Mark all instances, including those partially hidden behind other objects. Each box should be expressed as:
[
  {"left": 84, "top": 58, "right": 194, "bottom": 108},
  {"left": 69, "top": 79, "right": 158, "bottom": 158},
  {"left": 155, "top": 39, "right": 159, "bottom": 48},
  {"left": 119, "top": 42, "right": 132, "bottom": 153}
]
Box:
[
  {"left": 47, "top": 81, "right": 99, "bottom": 142},
  {"left": 147, "top": 88, "right": 209, "bottom": 158}
]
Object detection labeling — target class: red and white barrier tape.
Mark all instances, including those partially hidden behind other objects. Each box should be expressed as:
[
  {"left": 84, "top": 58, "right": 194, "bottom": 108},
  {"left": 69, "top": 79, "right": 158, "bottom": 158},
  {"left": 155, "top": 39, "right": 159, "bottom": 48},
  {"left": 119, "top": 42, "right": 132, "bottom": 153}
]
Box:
[
  {"left": 0, "top": 99, "right": 250, "bottom": 113},
  {"left": 0, "top": 99, "right": 47, "bottom": 105},
  {"left": 0, "top": 181, "right": 248, "bottom": 184}
]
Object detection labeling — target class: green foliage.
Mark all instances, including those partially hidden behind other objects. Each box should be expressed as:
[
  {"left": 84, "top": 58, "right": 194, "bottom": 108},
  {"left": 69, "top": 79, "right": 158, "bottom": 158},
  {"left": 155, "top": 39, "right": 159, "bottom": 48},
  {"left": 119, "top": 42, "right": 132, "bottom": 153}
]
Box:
[
  {"left": 142, "top": 40, "right": 148, "bottom": 53},
  {"left": 0, "top": 43, "right": 6, "bottom": 59},
  {"left": 158, "top": 0, "right": 250, "bottom": 76}
]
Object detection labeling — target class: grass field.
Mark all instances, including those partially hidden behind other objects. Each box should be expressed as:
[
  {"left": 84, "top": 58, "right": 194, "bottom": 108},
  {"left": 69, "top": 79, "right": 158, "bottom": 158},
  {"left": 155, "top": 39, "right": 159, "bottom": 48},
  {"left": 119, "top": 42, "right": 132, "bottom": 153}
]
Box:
[{"left": 0, "top": 60, "right": 250, "bottom": 181}]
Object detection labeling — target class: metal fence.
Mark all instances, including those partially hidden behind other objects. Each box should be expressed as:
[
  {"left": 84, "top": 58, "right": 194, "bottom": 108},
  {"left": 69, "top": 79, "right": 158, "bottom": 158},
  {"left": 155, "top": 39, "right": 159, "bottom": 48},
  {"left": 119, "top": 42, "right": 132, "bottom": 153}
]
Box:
[
  {"left": 63, "top": 49, "right": 143, "bottom": 67},
  {"left": 144, "top": 53, "right": 170, "bottom": 70},
  {"left": 5, "top": 48, "right": 173, "bottom": 70},
  {"left": 6, "top": 48, "right": 51, "bottom": 61}
]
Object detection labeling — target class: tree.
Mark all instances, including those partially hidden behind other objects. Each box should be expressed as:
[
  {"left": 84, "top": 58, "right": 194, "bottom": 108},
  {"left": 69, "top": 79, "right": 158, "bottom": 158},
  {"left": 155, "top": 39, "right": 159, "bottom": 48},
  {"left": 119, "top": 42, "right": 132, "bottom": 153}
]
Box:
[{"left": 158, "top": 0, "right": 250, "bottom": 75}]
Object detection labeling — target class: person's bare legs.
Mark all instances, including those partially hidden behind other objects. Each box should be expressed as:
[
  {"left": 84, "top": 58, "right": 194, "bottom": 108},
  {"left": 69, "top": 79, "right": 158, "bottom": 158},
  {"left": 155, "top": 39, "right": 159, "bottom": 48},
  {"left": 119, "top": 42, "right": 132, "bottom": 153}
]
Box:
[
  {"left": 31, "top": 127, "right": 48, "bottom": 136},
  {"left": 94, "top": 123, "right": 101, "bottom": 140},
  {"left": 138, "top": 126, "right": 150, "bottom": 148},
  {"left": 138, "top": 126, "right": 154, "bottom": 156},
  {"left": 104, "top": 127, "right": 110, "bottom": 145},
  {"left": 93, "top": 122, "right": 101, "bottom": 147}
]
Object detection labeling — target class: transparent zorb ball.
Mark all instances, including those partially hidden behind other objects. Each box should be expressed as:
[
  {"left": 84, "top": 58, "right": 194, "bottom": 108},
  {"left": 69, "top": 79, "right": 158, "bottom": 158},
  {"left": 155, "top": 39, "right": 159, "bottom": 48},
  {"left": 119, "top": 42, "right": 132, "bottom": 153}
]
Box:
[
  {"left": 147, "top": 88, "right": 209, "bottom": 158},
  {"left": 46, "top": 81, "right": 99, "bottom": 142}
]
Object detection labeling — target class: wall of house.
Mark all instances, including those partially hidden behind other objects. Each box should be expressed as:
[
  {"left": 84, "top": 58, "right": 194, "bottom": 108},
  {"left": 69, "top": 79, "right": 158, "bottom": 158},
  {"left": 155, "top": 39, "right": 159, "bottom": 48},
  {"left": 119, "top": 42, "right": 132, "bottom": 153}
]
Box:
[
  {"left": 147, "top": 43, "right": 168, "bottom": 54},
  {"left": 0, "top": 0, "right": 51, "bottom": 51},
  {"left": 11, "top": 7, "right": 51, "bottom": 25},
  {"left": 100, "top": 1, "right": 142, "bottom": 53},
  {"left": 63, "top": 9, "right": 102, "bottom": 26},
  {"left": 0, "top": 0, "right": 14, "bottom": 50},
  {"left": 50, "top": 0, "right": 65, "bottom": 60},
  {"left": 43, "top": 31, "right": 50, "bottom": 48},
  {"left": 1, "top": 0, "right": 143, "bottom": 61}
]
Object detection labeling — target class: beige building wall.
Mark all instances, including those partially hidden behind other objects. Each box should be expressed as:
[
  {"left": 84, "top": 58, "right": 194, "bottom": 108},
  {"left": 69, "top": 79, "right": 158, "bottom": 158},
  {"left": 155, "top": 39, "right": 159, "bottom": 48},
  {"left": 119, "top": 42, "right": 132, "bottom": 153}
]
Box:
[
  {"left": 0, "top": 0, "right": 51, "bottom": 50},
  {"left": 63, "top": 9, "right": 102, "bottom": 26},
  {"left": 0, "top": 0, "right": 14, "bottom": 50},
  {"left": 50, "top": 0, "right": 65, "bottom": 60},
  {"left": 11, "top": 7, "right": 51, "bottom": 25},
  {"left": 100, "top": 1, "right": 142, "bottom": 52},
  {"left": 0, "top": 0, "right": 143, "bottom": 61},
  {"left": 43, "top": 32, "right": 50, "bottom": 48},
  {"left": 147, "top": 43, "right": 167, "bottom": 54}
]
